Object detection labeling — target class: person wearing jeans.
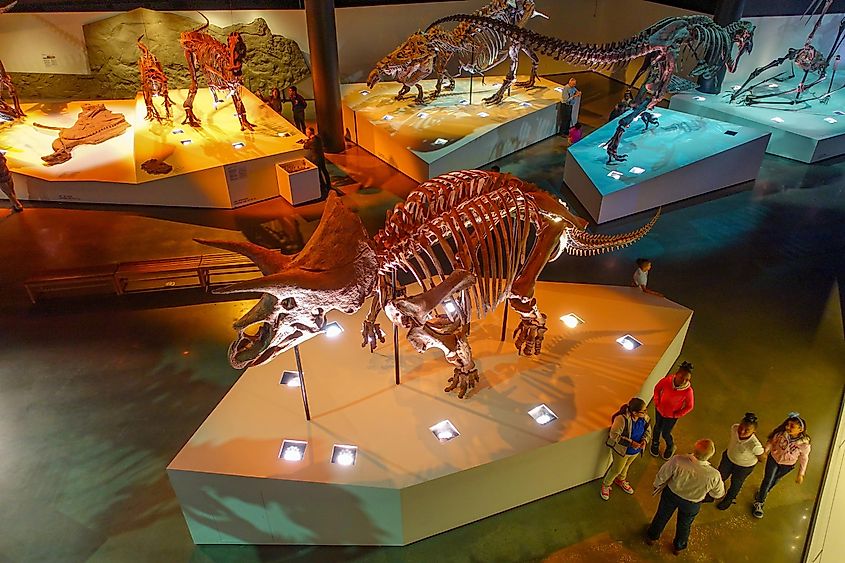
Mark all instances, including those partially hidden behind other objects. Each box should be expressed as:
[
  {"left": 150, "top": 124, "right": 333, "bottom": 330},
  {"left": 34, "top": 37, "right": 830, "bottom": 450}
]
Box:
[
  {"left": 601, "top": 397, "right": 651, "bottom": 500},
  {"left": 707, "top": 412, "right": 765, "bottom": 509},
  {"left": 753, "top": 413, "right": 811, "bottom": 518},
  {"left": 646, "top": 439, "right": 725, "bottom": 555},
  {"left": 651, "top": 361, "right": 695, "bottom": 459}
]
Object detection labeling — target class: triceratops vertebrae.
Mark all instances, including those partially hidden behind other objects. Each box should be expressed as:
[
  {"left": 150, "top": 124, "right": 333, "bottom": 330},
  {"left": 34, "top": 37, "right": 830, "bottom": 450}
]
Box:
[{"left": 199, "top": 171, "right": 657, "bottom": 400}]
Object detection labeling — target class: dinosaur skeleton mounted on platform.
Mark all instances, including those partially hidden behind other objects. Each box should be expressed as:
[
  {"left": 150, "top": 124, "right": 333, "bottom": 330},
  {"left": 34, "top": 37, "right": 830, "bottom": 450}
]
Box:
[
  {"left": 432, "top": 14, "right": 755, "bottom": 164},
  {"left": 0, "top": 1, "right": 24, "bottom": 122},
  {"left": 367, "top": 0, "right": 547, "bottom": 105},
  {"left": 179, "top": 14, "right": 254, "bottom": 131},
  {"left": 198, "top": 171, "right": 656, "bottom": 399},
  {"left": 729, "top": 0, "right": 845, "bottom": 106}
]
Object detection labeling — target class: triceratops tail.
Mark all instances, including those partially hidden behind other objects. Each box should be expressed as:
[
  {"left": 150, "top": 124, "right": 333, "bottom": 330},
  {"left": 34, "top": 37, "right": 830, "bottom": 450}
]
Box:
[{"left": 564, "top": 208, "right": 660, "bottom": 257}]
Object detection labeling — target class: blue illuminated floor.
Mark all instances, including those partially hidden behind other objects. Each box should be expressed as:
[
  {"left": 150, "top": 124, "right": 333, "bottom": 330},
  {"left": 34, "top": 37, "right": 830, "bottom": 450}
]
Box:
[{"left": 567, "top": 108, "right": 768, "bottom": 196}]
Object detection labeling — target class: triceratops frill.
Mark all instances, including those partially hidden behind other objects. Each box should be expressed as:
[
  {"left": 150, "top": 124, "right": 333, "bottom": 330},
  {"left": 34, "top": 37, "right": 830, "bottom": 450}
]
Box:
[
  {"left": 196, "top": 194, "right": 379, "bottom": 369},
  {"left": 199, "top": 170, "right": 657, "bottom": 398}
]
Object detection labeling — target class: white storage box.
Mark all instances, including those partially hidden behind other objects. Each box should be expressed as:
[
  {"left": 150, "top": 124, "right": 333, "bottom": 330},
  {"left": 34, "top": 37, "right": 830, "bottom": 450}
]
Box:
[{"left": 276, "top": 158, "right": 321, "bottom": 205}]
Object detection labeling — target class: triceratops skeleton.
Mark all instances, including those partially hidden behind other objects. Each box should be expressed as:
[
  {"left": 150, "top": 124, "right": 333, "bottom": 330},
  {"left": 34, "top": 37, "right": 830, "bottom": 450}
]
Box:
[
  {"left": 198, "top": 171, "right": 656, "bottom": 399},
  {"left": 137, "top": 36, "right": 174, "bottom": 123},
  {"left": 179, "top": 14, "right": 254, "bottom": 131},
  {"left": 432, "top": 14, "right": 755, "bottom": 163},
  {"left": 367, "top": 0, "right": 546, "bottom": 105}
]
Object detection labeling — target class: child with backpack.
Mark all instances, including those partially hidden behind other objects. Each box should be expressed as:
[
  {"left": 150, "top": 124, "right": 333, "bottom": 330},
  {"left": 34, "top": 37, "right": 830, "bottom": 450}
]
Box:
[{"left": 601, "top": 397, "right": 652, "bottom": 500}]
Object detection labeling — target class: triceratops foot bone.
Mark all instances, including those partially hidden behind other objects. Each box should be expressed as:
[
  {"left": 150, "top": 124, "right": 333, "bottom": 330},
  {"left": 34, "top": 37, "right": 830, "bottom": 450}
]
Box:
[
  {"left": 361, "top": 321, "right": 386, "bottom": 352},
  {"left": 444, "top": 367, "right": 479, "bottom": 399},
  {"left": 512, "top": 312, "right": 548, "bottom": 356}
]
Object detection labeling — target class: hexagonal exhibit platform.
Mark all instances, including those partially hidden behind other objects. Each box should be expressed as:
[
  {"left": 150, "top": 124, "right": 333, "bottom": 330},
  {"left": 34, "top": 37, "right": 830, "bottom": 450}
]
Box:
[
  {"left": 0, "top": 89, "right": 307, "bottom": 208},
  {"left": 167, "top": 282, "right": 692, "bottom": 545}
]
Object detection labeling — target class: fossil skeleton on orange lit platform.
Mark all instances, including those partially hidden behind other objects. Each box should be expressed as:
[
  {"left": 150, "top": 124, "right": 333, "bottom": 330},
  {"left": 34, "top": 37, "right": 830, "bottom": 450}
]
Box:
[
  {"left": 198, "top": 171, "right": 657, "bottom": 399},
  {"left": 0, "top": 1, "right": 24, "bottom": 122},
  {"left": 137, "top": 36, "right": 174, "bottom": 123},
  {"left": 179, "top": 14, "right": 254, "bottom": 131}
]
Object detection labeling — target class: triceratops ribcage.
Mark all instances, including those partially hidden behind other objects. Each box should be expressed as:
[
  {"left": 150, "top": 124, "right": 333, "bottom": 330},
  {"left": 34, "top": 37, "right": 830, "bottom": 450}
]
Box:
[{"left": 198, "top": 171, "right": 657, "bottom": 399}]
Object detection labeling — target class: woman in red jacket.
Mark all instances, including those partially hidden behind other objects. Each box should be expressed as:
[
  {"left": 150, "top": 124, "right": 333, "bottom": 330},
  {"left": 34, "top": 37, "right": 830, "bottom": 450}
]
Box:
[{"left": 650, "top": 361, "right": 695, "bottom": 459}]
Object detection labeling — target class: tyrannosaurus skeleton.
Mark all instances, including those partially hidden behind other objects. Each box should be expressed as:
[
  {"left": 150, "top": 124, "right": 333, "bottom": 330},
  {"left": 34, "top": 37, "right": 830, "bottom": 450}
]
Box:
[
  {"left": 137, "top": 36, "right": 174, "bottom": 123},
  {"left": 198, "top": 171, "right": 656, "bottom": 399},
  {"left": 179, "top": 14, "right": 254, "bottom": 131},
  {"left": 367, "top": 0, "right": 545, "bottom": 105},
  {"left": 432, "top": 14, "right": 755, "bottom": 163}
]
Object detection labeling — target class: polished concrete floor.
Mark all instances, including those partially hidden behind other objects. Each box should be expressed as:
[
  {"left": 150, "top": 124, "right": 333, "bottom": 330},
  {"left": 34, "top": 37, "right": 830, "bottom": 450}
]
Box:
[{"left": 0, "top": 72, "right": 843, "bottom": 562}]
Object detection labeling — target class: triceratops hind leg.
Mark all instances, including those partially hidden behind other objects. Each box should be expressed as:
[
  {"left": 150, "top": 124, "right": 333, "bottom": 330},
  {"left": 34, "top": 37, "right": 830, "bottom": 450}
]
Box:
[{"left": 407, "top": 324, "right": 478, "bottom": 399}]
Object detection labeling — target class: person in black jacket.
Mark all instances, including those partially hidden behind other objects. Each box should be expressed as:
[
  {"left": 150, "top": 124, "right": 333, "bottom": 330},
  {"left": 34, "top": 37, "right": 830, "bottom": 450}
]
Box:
[
  {"left": 287, "top": 85, "right": 307, "bottom": 132},
  {"left": 303, "top": 127, "right": 337, "bottom": 198}
]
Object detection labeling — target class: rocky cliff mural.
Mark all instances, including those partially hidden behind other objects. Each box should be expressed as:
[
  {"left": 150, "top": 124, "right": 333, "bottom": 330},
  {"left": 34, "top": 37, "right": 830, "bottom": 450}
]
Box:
[{"left": 10, "top": 8, "right": 310, "bottom": 101}]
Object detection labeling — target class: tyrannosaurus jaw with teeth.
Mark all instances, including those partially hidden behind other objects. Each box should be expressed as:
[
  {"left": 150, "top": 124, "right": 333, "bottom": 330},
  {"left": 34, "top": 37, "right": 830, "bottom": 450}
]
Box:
[{"left": 196, "top": 195, "right": 379, "bottom": 369}]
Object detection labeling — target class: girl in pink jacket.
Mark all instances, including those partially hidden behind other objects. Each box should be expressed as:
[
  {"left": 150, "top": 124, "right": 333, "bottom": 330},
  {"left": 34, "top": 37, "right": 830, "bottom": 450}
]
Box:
[{"left": 753, "top": 412, "right": 811, "bottom": 518}]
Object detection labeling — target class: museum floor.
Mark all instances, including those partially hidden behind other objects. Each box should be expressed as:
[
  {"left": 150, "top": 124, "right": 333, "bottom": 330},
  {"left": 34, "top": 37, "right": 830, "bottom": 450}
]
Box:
[{"left": 0, "top": 72, "right": 843, "bottom": 563}]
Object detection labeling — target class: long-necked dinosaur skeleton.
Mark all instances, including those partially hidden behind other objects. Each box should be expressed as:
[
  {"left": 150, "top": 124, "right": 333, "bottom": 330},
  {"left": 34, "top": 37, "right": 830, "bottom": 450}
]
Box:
[
  {"left": 367, "top": 0, "right": 546, "bottom": 104},
  {"left": 198, "top": 170, "right": 657, "bottom": 399},
  {"left": 179, "top": 14, "right": 254, "bottom": 131}
]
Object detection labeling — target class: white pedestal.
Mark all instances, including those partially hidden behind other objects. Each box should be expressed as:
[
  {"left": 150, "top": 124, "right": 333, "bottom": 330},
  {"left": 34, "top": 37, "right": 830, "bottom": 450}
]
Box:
[
  {"left": 341, "top": 77, "right": 562, "bottom": 182},
  {"left": 564, "top": 108, "right": 770, "bottom": 223},
  {"left": 276, "top": 158, "right": 321, "bottom": 205},
  {"left": 168, "top": 282, "right": 693, "bottom": 545}
]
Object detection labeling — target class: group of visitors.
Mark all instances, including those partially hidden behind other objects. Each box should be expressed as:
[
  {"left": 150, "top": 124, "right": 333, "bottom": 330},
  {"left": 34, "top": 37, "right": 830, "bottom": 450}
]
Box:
[
  {"left": 602, "top": 360, "right": 812, "bottom": 555},
  {"left": 256, "top": 85, "right": 337, "bottom": 199}
]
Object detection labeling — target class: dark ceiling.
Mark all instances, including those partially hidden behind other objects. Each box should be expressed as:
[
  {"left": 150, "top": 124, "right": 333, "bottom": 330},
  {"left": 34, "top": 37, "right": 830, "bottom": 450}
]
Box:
[{"left": 3, "top": 0, "right": 844, "bottom": 16}]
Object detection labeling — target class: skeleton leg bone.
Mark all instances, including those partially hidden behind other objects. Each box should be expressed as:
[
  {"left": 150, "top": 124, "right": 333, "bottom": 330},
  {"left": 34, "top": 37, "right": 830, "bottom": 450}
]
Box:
[{"left": 407, "top": 323, "right": 478, "bottom": 399}]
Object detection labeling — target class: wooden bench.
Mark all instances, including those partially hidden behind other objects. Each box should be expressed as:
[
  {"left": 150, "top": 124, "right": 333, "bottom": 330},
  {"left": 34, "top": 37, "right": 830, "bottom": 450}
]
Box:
[
  {"left": 24, "top": 264, "right": 120, "bottom": 304},
  {"left": 198, "top": 252, "right": 260, "bottom": 291},
  {"left": 114, "top": 256, "right": 203, "bottom": 294}
]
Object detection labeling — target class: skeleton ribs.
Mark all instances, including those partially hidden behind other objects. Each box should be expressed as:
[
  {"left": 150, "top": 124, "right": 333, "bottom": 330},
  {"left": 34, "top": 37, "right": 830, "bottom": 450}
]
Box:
[
  {"left": 179, "top": 15, "right": 254, "bottom": 131},
  {"left": 137, "top": 37, "right": 174, "bottom": 123},
  {"left": 198, "top": 171, "right": 656, "bottom": 400}
]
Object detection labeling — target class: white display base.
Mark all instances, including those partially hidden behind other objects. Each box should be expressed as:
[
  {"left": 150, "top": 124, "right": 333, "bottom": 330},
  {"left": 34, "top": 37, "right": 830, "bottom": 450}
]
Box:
[
  {"left": 341, "top": 77, "right": 562, "bottom": 182},
  {"left": 670, "top": 83, "right": 845, "bottom": 163},
  {"left": 564, "top": 108, "right": 770, "bottom": 223},
  {"left": 276, "top": 159, "right": 321, "bottom": 206},
  {"left": 168, "top": 282, "right": 693, "bottom": 545},
  {"left": 0, "top": 89, "right": 307, "bottom": 208}
]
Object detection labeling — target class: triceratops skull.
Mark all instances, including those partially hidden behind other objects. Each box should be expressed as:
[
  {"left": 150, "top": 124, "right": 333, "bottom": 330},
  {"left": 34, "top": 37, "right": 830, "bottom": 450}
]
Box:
[{"left": 197, "top": 194, "right": 379, "bottom": 369}]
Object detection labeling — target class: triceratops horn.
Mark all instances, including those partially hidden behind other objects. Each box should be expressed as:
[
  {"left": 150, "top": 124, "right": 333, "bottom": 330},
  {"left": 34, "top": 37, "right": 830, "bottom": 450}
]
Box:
[
  {"left": 212, "top": 262, "right": 358, "bottom": 297},
  {"left": 195, "top": 238, "right": 292, "bottom": 275}
]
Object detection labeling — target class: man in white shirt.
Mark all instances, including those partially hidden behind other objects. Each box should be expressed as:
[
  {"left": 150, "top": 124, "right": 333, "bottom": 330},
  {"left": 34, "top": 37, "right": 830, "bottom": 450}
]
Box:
[{"left": 646, "top": 439, "right": 725, "bottom": 555}]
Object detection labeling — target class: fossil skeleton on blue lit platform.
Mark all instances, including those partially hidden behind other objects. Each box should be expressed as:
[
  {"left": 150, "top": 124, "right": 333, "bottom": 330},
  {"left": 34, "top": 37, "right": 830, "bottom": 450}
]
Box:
[
  {"left": 197, "top": 171, "right": 656, "bottom": 399},
  {"left": 430, "top": 14, "right": 755, "bottom": 163}
]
